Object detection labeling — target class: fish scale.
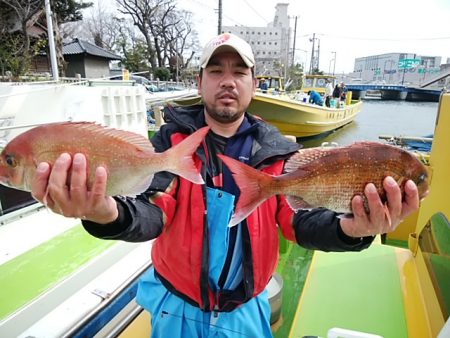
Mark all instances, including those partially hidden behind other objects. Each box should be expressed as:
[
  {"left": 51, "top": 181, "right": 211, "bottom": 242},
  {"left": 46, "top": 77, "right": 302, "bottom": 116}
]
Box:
[
  {"left": 218, "top": 141, "right": 429, "bottom": 227},
  {"left": 0, "top": 122, "right": 209, "bottom": 196}
]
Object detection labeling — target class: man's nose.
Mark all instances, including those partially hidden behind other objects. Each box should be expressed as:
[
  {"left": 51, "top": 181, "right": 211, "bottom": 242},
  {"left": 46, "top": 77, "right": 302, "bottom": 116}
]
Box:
[{"left": 220, "top": 72, "right": 236, "bottom": 88}]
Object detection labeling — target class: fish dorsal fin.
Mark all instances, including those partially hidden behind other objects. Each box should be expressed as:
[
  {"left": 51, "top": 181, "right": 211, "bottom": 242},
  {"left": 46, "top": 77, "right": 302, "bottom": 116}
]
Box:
[
  {"left": 62, "top": 122, "right": 154, "bottom": 152},
  {"left": 284, "top": 148, "right": 330, "bottom": 173}
]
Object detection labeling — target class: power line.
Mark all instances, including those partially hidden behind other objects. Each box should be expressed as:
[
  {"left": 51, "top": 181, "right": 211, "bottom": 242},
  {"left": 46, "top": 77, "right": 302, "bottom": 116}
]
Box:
[
  {"left": 308, "top": 33, "right": 450, "bottom": 42},
  {"left": 241, "top": 0, "right": 270, "bottom": 24}
]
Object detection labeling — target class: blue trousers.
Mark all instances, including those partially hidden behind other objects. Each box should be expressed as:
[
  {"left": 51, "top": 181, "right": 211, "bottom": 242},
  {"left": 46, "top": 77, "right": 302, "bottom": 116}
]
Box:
[{"left": 137, "top": 268, "right": 273, "bottom": 338}]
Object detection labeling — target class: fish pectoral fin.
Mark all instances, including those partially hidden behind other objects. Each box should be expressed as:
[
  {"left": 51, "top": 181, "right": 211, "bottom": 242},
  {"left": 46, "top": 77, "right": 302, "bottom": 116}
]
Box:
[
  {"left": 122, "top": 174, "right": 155, "bottom": 197},
  {"left": 286, "top": 196, "right": 312, "bottom": 211}
]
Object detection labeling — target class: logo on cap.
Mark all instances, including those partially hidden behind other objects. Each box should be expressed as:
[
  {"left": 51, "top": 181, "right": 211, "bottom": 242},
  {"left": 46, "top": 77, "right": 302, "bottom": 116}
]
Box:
[{"left": 210, "top": 33, "right": 231, "bottom": 47}]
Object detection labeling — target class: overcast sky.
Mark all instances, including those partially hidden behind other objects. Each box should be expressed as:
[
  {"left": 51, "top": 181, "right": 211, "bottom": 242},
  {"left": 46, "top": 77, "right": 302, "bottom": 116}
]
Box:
[{"left": 178, "top": 0, "right": 450, "bottom": 74}]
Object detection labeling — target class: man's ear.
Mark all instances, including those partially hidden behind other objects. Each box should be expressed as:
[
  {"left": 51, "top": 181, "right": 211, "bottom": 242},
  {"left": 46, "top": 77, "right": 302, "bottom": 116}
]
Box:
[{"left": 251, "top": 78, "right": 257, "bottom": 97}]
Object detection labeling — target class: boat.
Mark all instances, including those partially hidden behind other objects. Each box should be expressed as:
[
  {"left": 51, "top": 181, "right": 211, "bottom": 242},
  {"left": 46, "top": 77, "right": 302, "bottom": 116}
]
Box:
[
  {"left": 0, "top": 82, "right": 449, "bottom": 337},
  {"left": 249, "top": 91, "right": 362, "bottom": 139},
  {"left": 248, "top": 74, "right": 363, "bottom": 139},
  {"left": 379, "top": 134, "right": 433, "bottom": 153}
]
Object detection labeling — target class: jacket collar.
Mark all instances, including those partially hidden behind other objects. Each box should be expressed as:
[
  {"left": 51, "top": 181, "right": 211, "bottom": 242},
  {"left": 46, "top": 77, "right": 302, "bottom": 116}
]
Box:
[{"left": 163, "top": 104, "right": 300, "bottom": 166}]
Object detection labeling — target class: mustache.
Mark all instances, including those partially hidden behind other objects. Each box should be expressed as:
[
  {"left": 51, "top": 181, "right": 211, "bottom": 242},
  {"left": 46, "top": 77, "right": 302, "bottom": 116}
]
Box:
[{"left": 216, "top": 90, "right": 238, "bottom": 100}]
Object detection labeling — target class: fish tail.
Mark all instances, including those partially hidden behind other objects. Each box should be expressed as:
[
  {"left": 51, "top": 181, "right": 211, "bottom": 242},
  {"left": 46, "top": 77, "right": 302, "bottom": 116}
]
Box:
[
  {"left": 165, "top": 126, "right": 210, "bottom": 184},
  {"left": 218, "top": 154, "right": 274, "bottom": 227}
]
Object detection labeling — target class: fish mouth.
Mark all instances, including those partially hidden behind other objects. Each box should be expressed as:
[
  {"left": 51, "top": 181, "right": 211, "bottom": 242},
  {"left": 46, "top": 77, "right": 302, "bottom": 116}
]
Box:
[{"left": 420, "top": 189, "right": 430, "bottom": 200}]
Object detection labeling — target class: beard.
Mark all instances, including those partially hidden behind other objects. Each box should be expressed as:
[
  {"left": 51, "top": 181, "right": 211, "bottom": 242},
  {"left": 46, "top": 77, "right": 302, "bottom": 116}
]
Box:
[{"left": 204, "top": 102, "right": 245, "bottom": 124}]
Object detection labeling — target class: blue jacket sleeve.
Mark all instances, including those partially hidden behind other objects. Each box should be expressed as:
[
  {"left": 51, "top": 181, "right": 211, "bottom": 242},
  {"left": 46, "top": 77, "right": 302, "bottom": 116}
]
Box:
[{"left": 293, "top": 208, "right": 375, "bottom": 252}]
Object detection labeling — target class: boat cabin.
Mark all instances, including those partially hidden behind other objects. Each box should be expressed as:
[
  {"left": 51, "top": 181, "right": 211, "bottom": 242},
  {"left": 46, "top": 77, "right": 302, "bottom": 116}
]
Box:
[
  {"left": 256, "top": 75, "right": 285, "bottom": 93},
  {"left": 302, "top": 74, "right": 336, "bottom": 94}
]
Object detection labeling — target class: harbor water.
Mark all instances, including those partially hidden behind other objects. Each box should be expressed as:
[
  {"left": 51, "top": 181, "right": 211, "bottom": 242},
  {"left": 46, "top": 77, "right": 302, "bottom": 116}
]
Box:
[{"left": 301, "top": 98, "right": 439, "bottom": 148}]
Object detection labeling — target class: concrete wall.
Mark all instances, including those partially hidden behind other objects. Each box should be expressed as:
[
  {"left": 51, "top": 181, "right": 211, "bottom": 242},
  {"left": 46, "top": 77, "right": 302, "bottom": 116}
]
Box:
[{"left": 65, "top": 55, "right": 113, "bottom": 79}]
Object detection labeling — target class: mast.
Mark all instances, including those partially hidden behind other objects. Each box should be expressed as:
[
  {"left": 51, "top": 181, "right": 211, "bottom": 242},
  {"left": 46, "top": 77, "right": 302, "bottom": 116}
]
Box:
[
  {"left": 45, "top": 0, "right": 58, "bottom": 81},
  {"left": 291, "top": 16, "right": 298, "bottom": 67}
]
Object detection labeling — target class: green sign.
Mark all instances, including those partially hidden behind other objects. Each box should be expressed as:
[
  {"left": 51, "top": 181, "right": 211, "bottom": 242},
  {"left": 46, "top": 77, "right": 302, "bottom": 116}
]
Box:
[{"left": 398, "top": 58, "right": 421, "bottom": 69}]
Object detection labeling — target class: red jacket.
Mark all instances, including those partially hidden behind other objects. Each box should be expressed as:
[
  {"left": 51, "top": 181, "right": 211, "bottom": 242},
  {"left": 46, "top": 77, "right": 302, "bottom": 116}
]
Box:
[{"left": 83, "top": 105, "right": 374, "bottom": 312}]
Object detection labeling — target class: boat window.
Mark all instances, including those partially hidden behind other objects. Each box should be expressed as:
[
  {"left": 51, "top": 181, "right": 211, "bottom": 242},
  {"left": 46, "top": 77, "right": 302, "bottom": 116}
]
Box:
[
  {"left": 419, "top": 212, "right": 450, "bottom": 319},
  {"left": 316, "top": 78, "right": 326, "bottom": 88},
  {"left": 268, "top": 78, "right": 280, "bottom": 90},
  {"left": 304, "top": 78, "right": 314, "bottom": 88}
]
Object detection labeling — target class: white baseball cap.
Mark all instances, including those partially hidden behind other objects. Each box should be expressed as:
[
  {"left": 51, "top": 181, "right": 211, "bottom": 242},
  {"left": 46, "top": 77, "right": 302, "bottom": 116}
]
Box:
[{"left": 200, "top": 33, "right": 255, "bottom": 68}]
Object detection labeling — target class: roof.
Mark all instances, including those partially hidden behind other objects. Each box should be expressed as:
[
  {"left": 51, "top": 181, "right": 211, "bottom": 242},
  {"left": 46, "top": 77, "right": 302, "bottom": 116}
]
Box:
[{"left": 63, "top": 38, "right": 121, "bottom": 60}]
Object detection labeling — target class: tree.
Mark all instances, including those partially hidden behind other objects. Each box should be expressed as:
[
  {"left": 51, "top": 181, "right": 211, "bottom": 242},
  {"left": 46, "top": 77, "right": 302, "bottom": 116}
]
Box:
[
  {"left": 43, "top": 0, "right": 93, "bottom": 74},
  {"left": 286, "top": 63, "right": 304, "bottom": 90},
  {"left": 116, "top": 0, "right": 199, "bottom": 74},
  {"left": 82, "top": 0, "right": 122, "bottom": 50},
  {"left": 0, "top": 0, "right": 44, "bottom": 77},
  {"left": 0, "top": 0, "right": 92, "bottom": 77}
]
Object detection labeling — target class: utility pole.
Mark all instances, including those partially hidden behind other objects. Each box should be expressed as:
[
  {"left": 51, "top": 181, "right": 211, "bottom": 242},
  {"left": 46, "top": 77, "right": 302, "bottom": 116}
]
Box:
[
  {"left": 45, "top": 0, "right": 58, "bottom": 81},
  {"left": 291, "top": 16, "right": 298, "bottom": 67},
  {"left": 217, "top": 0, "right": 222, "bottom": 35}
]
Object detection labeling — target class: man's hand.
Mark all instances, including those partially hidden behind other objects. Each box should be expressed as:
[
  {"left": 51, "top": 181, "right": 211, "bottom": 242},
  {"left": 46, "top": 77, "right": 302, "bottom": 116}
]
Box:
[
  {"left": 340, "top": 176, "right": 420, "bottom": 238},
  {"left": 31, "top": 153, "right": 119, "bottom": 224}
]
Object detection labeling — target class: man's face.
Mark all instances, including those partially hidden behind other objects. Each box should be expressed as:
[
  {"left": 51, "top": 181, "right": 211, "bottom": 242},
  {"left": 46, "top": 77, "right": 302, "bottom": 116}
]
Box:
[{"left": 198, "top": 51, "right": 256, "bottom": 124}]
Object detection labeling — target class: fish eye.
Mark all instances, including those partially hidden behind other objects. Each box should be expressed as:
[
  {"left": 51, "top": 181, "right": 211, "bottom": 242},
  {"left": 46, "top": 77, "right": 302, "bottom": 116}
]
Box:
[
  {"left": 5, "top": 155, "right": 17, "bottom": 167},
  {"left": 417, "top": 173, "right": 427, "bottom": 184}
]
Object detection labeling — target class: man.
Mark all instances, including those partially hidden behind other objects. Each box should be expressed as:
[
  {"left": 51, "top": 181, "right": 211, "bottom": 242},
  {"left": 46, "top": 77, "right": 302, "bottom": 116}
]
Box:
[
  {"left": 340, "top": 81, "right": 348, "bottom": 102},
  {"left": 259, "top": 77, "right": 269, "bottom": 93},
  {"left": 308, "top": 90, "right": 324, "bottom": 106},
  {"left": 31, "top": 33, "right": 420, "bottom": 337},
  {"left": 325, "top": 79, "right": 334, "bottom": 107}
]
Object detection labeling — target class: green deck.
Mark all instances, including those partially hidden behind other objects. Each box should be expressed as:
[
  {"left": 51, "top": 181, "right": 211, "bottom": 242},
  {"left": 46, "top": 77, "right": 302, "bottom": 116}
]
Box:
[
  {"left": 0, "top": 225, "right": 115, "bottom": 320},
  {"left": 273, "top": 239, "right": 313, "bottom": 338},
  {"left": 290, "top": 244, "right": 408, "bottom": 338}
]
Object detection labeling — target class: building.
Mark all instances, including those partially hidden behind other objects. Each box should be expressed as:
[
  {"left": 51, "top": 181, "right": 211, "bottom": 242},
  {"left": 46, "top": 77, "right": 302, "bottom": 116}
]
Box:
[
  {"left": 351, "top": 53, "right": 442, "bottom": 86},
  {"left": 222, "top": 3, "right": 290, "bottom": 77},
  {"left": 62, "top": 39, "right": 122, "bottom": 79}
]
